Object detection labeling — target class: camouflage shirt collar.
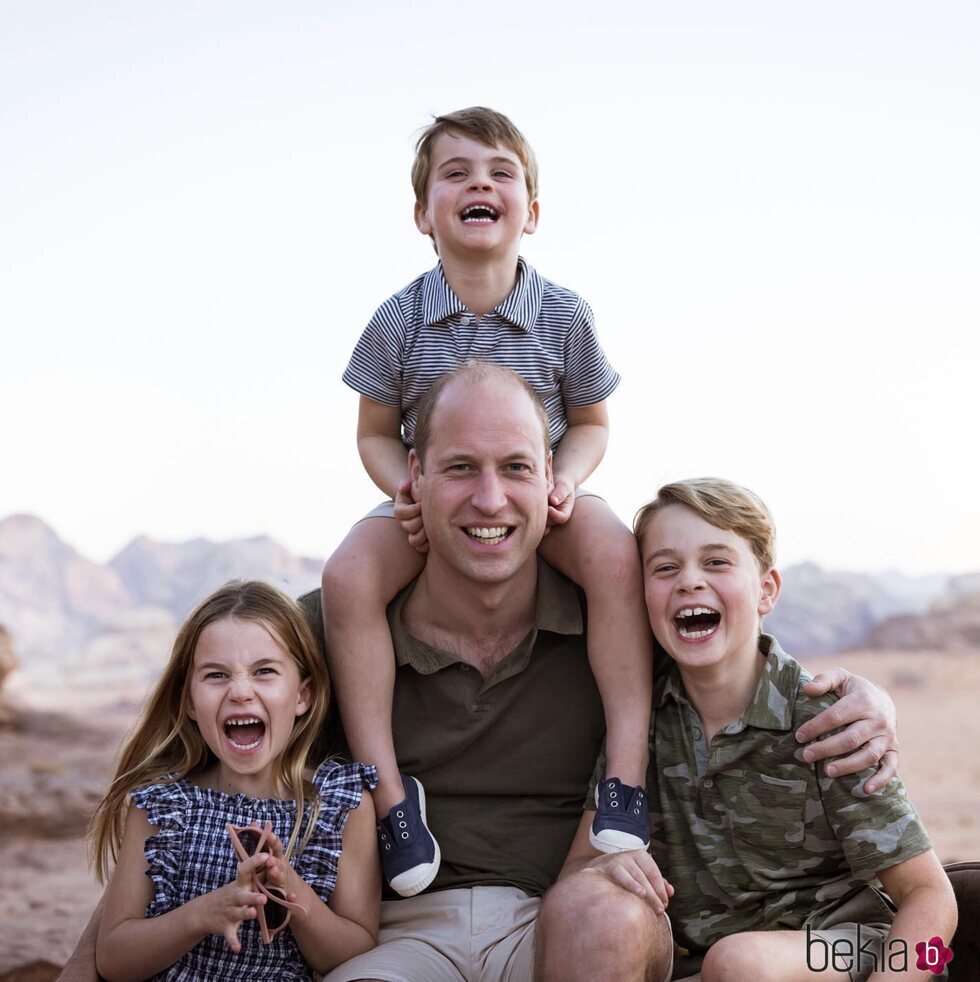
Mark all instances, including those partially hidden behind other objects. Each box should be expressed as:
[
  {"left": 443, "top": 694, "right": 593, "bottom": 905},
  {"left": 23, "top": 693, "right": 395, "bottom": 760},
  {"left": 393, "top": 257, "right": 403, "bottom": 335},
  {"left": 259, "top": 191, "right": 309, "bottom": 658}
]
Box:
[{"left": 655, "top": 634, "right": 801, "bottom": 733}]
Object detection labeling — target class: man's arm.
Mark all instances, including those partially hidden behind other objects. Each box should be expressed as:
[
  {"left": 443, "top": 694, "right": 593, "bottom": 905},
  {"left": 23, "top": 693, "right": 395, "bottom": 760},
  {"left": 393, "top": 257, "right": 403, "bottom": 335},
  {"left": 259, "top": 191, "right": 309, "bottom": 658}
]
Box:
[
  {"left": 56, "top": 895, "right": 105, "bottom": 982},
  {"left": 796, "top": 669, "right": 898, "bottom": 794}
]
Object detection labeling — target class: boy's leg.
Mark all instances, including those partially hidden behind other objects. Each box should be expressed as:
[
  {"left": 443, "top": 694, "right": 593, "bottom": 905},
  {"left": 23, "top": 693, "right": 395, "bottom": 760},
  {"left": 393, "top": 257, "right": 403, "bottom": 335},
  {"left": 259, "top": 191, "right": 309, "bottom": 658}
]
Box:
[
  {"left": 321, "top": 513, "right": 433, "bottom": 894},
  {"left": 538, "top": 495, "right": 653, "bottom": 849},
  {"left": 699, "top": 930, "right": 872, "bottom": 982}
]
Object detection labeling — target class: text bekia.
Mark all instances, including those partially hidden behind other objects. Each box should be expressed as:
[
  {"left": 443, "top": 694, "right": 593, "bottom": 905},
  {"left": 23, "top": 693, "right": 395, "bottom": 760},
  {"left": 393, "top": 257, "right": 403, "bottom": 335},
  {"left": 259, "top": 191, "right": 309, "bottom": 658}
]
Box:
[
  {"left": 806, "top": 926, "right": 907, "bottom": 973},
  {"left": 806, "top": 927, "right": 953, "bottom": 975}
]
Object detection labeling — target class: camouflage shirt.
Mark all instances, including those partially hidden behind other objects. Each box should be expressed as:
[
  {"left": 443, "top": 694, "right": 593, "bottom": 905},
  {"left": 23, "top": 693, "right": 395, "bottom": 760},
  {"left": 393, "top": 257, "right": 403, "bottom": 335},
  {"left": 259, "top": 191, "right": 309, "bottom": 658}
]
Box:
[{"left": 648, "top": 635, "right": 931, "bottom": 951}]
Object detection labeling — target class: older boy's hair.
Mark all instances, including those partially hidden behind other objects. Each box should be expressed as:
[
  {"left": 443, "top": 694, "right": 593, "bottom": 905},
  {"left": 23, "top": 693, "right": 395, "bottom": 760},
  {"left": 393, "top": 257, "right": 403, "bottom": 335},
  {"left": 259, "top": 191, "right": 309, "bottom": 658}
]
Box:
[
  {"left": 411, "top": 107, "right": 539, "bottom": 205},
  {"left": 413, "top": 360, "right": 550, "bottom": 467},
  {"left": 634, "top": 478, "right": 777, "bottom": 572}
]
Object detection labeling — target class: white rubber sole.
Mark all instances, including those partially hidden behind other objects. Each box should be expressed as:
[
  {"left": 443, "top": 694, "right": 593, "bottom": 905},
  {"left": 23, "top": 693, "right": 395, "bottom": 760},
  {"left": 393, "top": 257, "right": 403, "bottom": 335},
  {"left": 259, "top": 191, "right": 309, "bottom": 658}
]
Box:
[{"left": 388, "top": 777, "right": 442, "bottom": 897}]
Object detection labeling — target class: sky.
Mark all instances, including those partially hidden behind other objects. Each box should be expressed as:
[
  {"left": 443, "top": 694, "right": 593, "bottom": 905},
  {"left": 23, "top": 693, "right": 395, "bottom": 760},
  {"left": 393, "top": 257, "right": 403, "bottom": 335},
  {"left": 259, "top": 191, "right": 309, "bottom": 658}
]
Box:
[{"left": 2, "top": 1, "right": 978, "bottom": 575}]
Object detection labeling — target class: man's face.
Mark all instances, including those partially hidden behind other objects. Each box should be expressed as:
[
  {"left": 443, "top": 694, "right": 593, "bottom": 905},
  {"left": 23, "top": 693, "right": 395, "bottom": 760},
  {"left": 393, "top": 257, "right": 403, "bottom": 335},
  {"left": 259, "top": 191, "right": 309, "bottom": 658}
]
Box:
[
  {"left": 414, "top": 130, "right": 538, "bottom": 263},
  {"left": 410, "top": 376, "right": 552, "bottom": 586}
]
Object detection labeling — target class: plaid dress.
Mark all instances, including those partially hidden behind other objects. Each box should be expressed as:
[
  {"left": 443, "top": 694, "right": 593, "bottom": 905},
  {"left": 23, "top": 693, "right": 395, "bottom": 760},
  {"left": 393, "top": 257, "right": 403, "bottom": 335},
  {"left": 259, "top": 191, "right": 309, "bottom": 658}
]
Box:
[{"left": 130, "top": 759, "right": 377, "bottom": 981}]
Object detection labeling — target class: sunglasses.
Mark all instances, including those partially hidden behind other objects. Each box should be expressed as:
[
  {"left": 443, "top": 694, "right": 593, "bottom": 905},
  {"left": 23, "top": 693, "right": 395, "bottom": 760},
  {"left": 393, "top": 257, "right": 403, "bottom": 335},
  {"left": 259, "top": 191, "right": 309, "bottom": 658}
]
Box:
[{"left": 226, "top": 821, "right": 307, "bottom": 944}]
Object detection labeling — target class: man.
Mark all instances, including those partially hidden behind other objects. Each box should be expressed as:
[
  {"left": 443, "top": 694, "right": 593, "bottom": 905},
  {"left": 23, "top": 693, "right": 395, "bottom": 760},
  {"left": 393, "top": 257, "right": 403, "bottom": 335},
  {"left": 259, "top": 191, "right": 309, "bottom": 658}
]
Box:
[{"left": 58, "top": 361, "right": 900, "bottom": 982}]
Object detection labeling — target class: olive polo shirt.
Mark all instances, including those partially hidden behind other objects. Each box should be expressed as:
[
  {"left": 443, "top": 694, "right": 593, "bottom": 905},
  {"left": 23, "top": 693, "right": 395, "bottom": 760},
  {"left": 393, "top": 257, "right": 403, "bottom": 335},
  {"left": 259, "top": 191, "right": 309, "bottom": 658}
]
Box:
[
  {"left": 388, "top": 559, "right": 604, "bottom": 899},
  {"left": 646, "top": 635, "right": 931, "bottom": 951}
]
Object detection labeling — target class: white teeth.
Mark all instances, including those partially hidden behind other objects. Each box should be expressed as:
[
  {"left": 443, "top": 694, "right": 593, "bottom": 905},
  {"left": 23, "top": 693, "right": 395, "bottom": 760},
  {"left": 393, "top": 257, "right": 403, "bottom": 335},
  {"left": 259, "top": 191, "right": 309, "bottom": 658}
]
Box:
[
  {"left": 677, "top": 623, "right": 719, "bottom": 639},
  {"left": 466, "top": 526, "right": 509, "bottom": 545},
  {"left": 676, "top": 606, "right": 717, "bottom": 618},
  {"left": 226, "top": 717, "right": 261, "bottom": 726},
  {"left": 461, "top": 204, "right": 499, "bottom": 222}
]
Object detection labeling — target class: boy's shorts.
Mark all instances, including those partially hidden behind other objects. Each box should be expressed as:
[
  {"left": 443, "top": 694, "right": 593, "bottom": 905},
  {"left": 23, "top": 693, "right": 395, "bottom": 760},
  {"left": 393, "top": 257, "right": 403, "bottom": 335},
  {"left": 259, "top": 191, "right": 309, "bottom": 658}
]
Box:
[
  {"left": 672, "top": 887, "right": 932, "bottom": 982},
  {"left": 358, "top": 488, "right": 600, "bottom": 523}
]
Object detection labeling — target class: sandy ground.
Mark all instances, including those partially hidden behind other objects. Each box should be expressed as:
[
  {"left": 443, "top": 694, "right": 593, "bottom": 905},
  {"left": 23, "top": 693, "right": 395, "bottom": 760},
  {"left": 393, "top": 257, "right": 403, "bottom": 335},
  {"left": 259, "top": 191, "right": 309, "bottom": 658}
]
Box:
[{"left": 1, "top": 649, "right": 977, "bottom": 980}]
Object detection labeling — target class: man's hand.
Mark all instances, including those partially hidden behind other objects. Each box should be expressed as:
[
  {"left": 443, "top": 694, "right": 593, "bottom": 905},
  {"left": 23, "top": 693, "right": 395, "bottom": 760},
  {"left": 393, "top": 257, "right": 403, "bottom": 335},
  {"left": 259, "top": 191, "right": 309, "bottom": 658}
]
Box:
[
  {"left": 796, "top": 668, "right": 898, "bottom": 794},
  {"left": 546, "top": 476, "right": 576, "bottom": 529},
  {"left": 394, "top": 479, "right": 428, "bottom": 553},
  {"left": 579, "top": 851, "right": 673, "bottom": 915}
]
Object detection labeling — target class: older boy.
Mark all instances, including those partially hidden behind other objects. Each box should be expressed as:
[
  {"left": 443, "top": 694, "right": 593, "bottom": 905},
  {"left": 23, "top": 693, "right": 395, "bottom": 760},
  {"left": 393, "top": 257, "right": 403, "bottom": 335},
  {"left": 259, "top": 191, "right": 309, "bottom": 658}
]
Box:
[
  {"left": 323, "top": 108, "right": 654, "bottom": 896},
  {"left": 560, "top": 478, "right": 956, "bottom": 982}
]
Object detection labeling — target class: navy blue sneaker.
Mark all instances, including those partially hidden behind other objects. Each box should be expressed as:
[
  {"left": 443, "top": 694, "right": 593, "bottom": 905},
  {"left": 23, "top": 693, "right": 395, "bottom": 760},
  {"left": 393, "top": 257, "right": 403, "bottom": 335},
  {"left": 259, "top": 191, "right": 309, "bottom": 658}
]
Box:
[
  {"left": 376, "top": 775, "right": 441, "bottom": 896},
  {"left": 590, "top": 776, "right": 650, "bottom": 853}
]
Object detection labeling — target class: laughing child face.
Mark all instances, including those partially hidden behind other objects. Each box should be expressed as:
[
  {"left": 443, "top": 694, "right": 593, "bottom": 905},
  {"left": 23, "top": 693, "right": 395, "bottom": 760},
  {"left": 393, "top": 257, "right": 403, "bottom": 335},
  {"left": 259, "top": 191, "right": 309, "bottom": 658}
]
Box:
[
  {"left": 413, "top": 129, "right": 539, "bottom": 263},
  {"left": 639, "top": 502, "right": 780, "bottom": 679},
  {"left": 186, "top": 616, "right": 311, "bottom": 797}
]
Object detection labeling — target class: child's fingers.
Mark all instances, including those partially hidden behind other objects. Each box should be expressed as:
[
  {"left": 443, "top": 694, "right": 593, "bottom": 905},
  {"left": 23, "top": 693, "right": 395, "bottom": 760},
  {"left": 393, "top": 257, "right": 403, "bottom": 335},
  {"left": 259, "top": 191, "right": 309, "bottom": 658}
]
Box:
[
  {"left": 398, "top": 515, "right": 424, "bottom": 535},
  {"left": 236, "top": 852, "right": 270, "bottom": 883},
  {"left": 223, "top": 922, "right": 243, "bottom": 953}
]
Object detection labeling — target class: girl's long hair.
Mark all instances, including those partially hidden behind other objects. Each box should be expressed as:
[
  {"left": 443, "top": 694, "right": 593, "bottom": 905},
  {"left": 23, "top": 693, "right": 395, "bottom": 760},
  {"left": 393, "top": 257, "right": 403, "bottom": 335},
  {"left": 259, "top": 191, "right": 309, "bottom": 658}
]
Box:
[{"left": 90, "top": 580, "right": 330, "bottom": 883}]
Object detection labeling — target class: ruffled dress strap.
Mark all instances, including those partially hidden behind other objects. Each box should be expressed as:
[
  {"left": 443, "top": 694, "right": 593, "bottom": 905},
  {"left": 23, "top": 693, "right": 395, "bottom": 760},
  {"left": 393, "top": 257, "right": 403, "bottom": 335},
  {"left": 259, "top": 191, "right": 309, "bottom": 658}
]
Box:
[
  {"left": 129, "top": 780, "right": 191, "bottom": 918},
  {"left": 294, "top": 760, "right": 377, "bottom": 903}
]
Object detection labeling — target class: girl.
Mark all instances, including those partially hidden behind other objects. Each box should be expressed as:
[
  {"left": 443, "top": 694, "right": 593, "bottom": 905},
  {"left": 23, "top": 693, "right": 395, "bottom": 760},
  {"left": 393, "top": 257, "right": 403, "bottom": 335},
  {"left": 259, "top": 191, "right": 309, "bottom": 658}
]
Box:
[{"left": 90, "top": 580, "right": 380, "bottom": 981}]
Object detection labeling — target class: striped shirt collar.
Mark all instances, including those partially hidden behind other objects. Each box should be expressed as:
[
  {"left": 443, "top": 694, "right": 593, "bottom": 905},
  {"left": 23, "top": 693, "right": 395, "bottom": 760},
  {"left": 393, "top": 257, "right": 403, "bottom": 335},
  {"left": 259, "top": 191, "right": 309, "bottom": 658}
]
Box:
[
  {"left": 655, "top": 634, "right": 800, "bottom": 733},
  {"left": 420, "top": 256, "right": 543, "bottom": 334}
]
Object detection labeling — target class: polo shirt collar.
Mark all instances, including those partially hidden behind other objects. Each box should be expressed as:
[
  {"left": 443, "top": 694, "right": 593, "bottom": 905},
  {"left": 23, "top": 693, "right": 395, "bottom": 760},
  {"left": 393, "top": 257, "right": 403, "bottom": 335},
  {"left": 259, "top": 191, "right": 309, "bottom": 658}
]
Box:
[
  {"left": 654, "top": 634, "right": 798, "bottom": 733},
  {"left": 420, "top": 257, "right": 543, "bottom": 333},
  {"left": 390, "top": 557, "right": 583, "bottom": 677}
]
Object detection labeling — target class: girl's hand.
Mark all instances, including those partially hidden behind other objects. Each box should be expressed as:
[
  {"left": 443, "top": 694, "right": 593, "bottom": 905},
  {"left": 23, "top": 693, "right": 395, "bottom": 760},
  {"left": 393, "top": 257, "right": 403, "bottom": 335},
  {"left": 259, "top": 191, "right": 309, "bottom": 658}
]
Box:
[
  {"left": 197, "top": 852, "right": 269, "bottom": 953},
  {"left": 258, "top": 827, "right": 301, "bottom": 905},
  {"left": 394, "top": 479, "right": 428, "bottom": 553}
]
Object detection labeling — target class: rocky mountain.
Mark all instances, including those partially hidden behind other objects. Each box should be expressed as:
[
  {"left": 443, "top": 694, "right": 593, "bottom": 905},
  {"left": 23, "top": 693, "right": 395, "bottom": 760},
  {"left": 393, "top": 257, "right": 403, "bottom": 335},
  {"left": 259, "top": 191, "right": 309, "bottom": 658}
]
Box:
[
  {"left": 110, "top": 532, "right": 323, "bottom": 619},
  {"left": 0, "top": 513, "right": 973, "bottom": 708},
  {"left": 0, "top": 515, "right": 322, "bottom": 706},
  {"left": 864, "top": 573, "right": 980, "bottom": 652},
  {"left": 766, "top": 561, "right": 949, "bottom": 655}
]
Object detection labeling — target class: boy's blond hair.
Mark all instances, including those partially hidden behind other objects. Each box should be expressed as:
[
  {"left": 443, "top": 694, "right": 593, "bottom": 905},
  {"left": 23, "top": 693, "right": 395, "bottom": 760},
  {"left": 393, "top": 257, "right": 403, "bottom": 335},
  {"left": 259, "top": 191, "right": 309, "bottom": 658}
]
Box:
[
  {"left": 411, "top": 106, "right": 539, "bottom": 205},
  {"left": 634, "top": 478, "right": 776, "bottom": 572}
]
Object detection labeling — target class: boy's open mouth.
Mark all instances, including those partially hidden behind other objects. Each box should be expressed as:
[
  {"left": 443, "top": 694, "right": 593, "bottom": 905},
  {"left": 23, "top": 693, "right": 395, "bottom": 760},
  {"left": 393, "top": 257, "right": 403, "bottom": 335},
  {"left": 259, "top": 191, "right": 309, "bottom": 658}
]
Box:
[
  {"left": 465, "top": 525, "right": 513, "bottom": 546},
  {"left": 460, "top": 204, "right": 500, "bottom": 224},
  {"left": 224, "top": 716, "right": 266, "bottom": 750},
  {"left": 674, "top": 607, "right": 721, "bottom": 639}
]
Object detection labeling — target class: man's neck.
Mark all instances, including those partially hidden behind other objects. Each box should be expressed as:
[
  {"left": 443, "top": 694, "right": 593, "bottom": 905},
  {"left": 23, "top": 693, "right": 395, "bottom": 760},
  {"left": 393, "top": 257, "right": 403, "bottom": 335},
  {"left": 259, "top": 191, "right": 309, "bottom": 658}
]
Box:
[
  {"left": 677, "top": 645, "right": 767, "bottom": 746},
  {"left": 440, "top": 248, "right": 521, "bottom": 318},
  {"left": 402, "top": 557, "right": 538, "bottom": 673}
]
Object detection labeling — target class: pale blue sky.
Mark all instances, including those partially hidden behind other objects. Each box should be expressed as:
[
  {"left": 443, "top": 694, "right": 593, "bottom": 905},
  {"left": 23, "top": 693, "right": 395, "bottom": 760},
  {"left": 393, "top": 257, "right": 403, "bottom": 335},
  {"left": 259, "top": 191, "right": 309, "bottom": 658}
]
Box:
[{"left": 3, "top": 1, "right": 978, "bottom": 573}]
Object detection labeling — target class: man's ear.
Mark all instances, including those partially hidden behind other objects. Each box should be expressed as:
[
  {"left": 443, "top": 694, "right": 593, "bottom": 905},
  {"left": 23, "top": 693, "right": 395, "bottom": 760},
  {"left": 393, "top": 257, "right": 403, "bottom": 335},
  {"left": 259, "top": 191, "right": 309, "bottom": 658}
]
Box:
[
  {"left": 524, "top": 199, "right": 540, "bottom": 236},
  {"left": 545, "top": 449, "right": 554, "bottom": 494},
  {"left": 758, "top": 567, "right": 782, "bottom": 616},
  {"left": 409, "top": 448, "right": 423, "bottom": 500}
]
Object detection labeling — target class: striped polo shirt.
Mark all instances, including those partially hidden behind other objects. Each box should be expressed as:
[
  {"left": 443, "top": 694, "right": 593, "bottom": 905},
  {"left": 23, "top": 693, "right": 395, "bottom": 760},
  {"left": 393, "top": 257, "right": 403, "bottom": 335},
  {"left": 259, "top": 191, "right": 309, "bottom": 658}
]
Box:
[{"left": 342, "top": 258, "right": 620, "bottom": 448}]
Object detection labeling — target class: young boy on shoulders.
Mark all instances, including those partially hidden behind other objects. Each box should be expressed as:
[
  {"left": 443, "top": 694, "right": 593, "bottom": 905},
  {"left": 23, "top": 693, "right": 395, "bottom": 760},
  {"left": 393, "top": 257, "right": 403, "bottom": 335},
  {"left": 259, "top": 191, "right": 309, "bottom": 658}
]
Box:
[
  {"left": 321, "top": 107, "right": 654, "bottom": 897},
  {"left": 564, "top": 478, "right": 956, "bottom": 982}
]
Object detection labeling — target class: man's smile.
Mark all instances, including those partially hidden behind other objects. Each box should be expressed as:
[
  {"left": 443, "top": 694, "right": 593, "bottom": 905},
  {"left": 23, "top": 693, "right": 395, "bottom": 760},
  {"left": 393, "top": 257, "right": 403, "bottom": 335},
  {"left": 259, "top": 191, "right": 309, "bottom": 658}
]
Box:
[{"left": 464, "top": 525, "right": 514, "bottom": 545}]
